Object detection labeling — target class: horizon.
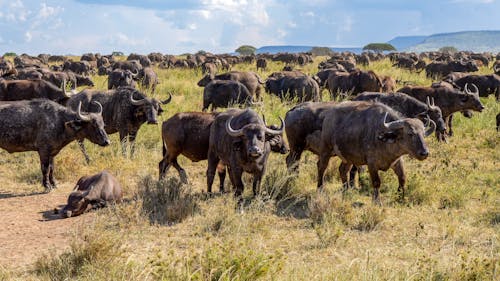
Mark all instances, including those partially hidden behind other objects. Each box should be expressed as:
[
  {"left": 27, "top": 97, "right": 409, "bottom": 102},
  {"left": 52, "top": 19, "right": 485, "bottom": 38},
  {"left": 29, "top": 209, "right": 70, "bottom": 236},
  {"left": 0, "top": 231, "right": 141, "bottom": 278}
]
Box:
[{"left": 1, "top": 0, "right": 500, "bottom": 55}]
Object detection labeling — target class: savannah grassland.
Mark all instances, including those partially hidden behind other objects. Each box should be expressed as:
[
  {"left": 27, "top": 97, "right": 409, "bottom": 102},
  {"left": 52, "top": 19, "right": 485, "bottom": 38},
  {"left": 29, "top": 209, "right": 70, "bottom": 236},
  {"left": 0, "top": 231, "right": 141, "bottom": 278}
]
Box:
[{"left": 0, "top": 56, "right": 498, "bottom": 281}]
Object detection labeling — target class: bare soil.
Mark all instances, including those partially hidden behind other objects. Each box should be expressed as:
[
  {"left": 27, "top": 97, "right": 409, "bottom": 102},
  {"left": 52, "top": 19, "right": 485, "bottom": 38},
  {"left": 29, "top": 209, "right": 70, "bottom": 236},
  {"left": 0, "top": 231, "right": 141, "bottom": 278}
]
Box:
[{"left": 0, "top": 184, "right": 93, "bottom": 269}]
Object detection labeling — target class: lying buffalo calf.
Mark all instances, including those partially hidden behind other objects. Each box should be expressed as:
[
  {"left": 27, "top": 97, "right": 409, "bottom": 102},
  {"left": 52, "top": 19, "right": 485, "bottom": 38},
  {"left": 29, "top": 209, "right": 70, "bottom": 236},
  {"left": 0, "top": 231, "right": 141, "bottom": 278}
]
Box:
[{"left": 60, "top": 171, "right": 122, "bottom": 218}]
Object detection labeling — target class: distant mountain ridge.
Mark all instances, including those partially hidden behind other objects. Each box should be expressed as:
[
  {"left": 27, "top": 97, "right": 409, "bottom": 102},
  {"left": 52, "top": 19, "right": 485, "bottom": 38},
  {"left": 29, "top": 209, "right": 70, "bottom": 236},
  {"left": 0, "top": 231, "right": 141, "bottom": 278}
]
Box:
[{"left": 255, "top": 30, "right": 500, "bottom": 54}]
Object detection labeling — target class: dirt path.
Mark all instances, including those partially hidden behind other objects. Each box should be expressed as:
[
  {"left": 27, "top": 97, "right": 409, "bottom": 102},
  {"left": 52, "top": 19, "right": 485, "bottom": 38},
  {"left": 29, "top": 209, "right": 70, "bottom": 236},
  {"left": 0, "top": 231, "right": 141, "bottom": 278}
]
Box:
[{"left": 0, "top": 185, "right": 92, "bottom": 269}]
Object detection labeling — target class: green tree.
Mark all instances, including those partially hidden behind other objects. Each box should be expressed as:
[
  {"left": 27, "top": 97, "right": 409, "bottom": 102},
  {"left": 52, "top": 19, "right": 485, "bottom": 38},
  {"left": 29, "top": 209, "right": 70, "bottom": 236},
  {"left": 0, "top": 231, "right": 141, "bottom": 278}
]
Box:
[
  {"left": 310, "top": 47, "right": 333, "bottom": 56},
  {"left": 235, "top": 45, "right": 257, "bottom": 56},
  {"left": 438, "top": 46, "right": 458, "bottom": 54},
  {"left": 112, "top": 51, "right": 124, "bottom": 56},
  {"left": 362, "top": 43, "right": 396, "bottom": 52},
  {"left": 3, "top": 52, "right": 16, "bottom": 57}
]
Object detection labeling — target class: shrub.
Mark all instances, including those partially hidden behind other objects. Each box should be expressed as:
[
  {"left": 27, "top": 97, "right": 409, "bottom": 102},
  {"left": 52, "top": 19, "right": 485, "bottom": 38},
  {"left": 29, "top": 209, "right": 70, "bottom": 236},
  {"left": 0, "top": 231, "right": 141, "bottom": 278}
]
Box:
[
  {"left": 137, "top": 175, "right": 199, "bottom": 225},
  {"left": 353, "top": 205, "right": 385, "bottom": 231}
]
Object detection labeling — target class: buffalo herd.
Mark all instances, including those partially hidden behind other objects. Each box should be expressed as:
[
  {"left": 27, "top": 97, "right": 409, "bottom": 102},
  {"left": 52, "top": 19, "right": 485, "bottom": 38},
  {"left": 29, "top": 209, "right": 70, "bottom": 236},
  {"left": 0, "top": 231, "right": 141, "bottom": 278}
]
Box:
[{"left": 0, "top": 49, "right": 498, "bottom": 215}]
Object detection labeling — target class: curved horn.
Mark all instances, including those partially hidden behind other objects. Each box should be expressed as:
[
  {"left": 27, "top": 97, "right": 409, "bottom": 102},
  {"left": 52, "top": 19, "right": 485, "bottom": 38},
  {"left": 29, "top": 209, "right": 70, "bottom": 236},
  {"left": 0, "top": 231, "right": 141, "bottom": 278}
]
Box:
[
  {"left": 131, "top": 69, "right": 139, "bottom": 78},
  {"left": 130, "top": 92, "right": 147, "bottom": 106},
  {"left": 464, "top": 83, "right": 479, "bottom": 96},
  {"left": 162, "top": 92, "right": 172, "bottom": 104},
  {"left": 424, "top": 118, "right": 436, "bottom": 137},
  {"left": 225, "top": 116, "right": 244, "bottom": 137},
  {"left": 494, "top": 64, "right": 500, "bottom": 73},
  {"left": 61, "top": 80, "right": 69, "bottom": 97},
  {"left": 92, "top": 101, "right": 103, "bottom": 115},
  {"left": 431, "top": 97, "right": 435, "bottom": 107},
  {"left": 426, "top": 96, "right": 432, "bottom": 107},
  {"left": 76, "top": 101, "right": 91, "bottom": 121},
  {"left": 264, "top": 117, "right": 285, "bottom": 135},
  {"left": 382, "top": 112, "right": 405, "bottom": 130}
]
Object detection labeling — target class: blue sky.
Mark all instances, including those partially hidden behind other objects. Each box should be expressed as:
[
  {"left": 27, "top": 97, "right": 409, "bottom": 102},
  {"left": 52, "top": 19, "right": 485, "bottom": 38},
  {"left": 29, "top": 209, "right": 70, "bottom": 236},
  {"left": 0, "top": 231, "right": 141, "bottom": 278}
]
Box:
[{"left": 0, "top": 0, "right": 499, "bottom": 55}]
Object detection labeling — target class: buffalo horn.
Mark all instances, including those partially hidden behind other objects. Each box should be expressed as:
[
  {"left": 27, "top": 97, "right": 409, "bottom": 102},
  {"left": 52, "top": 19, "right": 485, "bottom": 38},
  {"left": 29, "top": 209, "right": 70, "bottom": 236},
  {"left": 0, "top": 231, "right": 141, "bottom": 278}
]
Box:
[
  {"left": 162, "top": 92, "right": 172, "bottom": 104},
  {"left": 264, "top": 117, "right": 285, "bottom": 135},
  {"left": 426, "top": 96, "right": 432, "bottom": 107},
  {"left": 424, "top": 118, "right": 436, "bottom": 137},
  {"left": 431, "top": 97, "right": 435, "bottom": 107},
  {"left": 225, "top": 116, "right": 244, "bottom": 137},
  {"left": 464, "top": 83, "right": 479, "bottom": 96},
  {"left": 77, "top": 102, "right": 91, "bottom": 121},
  {"left": 494, "top": 64, "right": 500, "bottom": 73},
  {"left": 130, "top": 92, "right": 147, "bottom": 105},
  {"left": 92, "top": 101, "right": 103, "bottom": 115},
  {"left": 382, "top": 112, "right": 405, "bottom": 130},
  {"left": 131, "top": 69, "right": 139, "bottom": 78}
]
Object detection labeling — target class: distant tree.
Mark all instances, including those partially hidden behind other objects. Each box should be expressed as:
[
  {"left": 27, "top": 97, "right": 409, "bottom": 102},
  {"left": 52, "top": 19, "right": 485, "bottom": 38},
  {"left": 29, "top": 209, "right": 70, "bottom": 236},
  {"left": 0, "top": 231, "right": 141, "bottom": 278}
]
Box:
[
  {"left": 362, "top": 43, "right": 396, "bottom": 53},
  {"left": 310, "top": 47, "right": 333, "bottom": 56},
  {"left": 438, "top": 46, "right": 458, "bottom": 54},
  {"left": 235, "top": 45, "right": 257, "bottom": 56},
  {"left": 196, "top": 50, "right": 207, "bottom": 55},
  {"left": 3, "top": 52, "right": 16, "bottom": 57},
  {"left": 112, "top": 51, "right": 124, "bottom": 56}
]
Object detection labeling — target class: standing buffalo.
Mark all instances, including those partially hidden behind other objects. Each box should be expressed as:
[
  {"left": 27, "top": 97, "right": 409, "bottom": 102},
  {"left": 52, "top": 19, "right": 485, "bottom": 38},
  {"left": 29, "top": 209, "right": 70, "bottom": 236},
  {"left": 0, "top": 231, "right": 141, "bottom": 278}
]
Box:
[
  {"left": 425, "top": 60, "right": 478, "bottom": 78},
  {"left": 0, "top": 79, "right": 72, "bottom": 104},
  {"left": 256, "top": 58, "right": 267, "bottom": 71},
  {"left": 453, "top": 74, "right": 500, "bottom": 100},
  {"left": 108, "top": 69, "right": 138, "bottom": 89},
  {"left": 398, "top": 83, "right": 484, "bottom": 141},
  {"left": 265, "top": 75, "right": 321, "bottom": 102},
  {"left": 198, "top": 71, "right": 265, "bottom": 101},
  {"left": 202, "top": 80, "right": 256, "bottom": 111},
  {"left": 207, "top": 109, "right": 284, "bottom": 196},
  {"left": 60, "top": 171, "right": 123, "bottom": 218},
  {"left": 67, "top": 87, "right": 171, "bottom": 162},
  {"left": 138, "top": 67, "right": 159, "bottom": 94},
  {"left": 0, "top": 99, "right": 109, "bottom": 191},
  {"left": 159, "top": 112, "right": 288, "bottom": 185},
  {"left": 328, "top": 70, "right": 384, "bottom": 99},
  {"left": 317, "top": 101, "right": 434, "bottom": 204},
  {"left": 63, "top": 61, "right": 93, "bottom": 76}
]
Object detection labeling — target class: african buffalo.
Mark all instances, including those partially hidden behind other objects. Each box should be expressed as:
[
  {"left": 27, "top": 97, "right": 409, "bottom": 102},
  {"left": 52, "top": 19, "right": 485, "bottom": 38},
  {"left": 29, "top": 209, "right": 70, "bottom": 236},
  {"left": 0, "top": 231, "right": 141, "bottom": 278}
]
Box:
[
  {"left": 0, "top": 99, "right": 109, "bottom": 190},
  {"left": 159, "top": 112, "right": 288, "bottom": 185},
  {"left": 198, "top": 71, "right": 264, "bottom": 101},
  {"left": 317, "top": 101, "right": 435, "bottom": 204},
  {"left": 202, "top": 80, "right": 256, "bottom": 111},
  {"left": 256, "top": 58, "right": 267, "bottom": 71},
  {"left": 425, "top": 60, "right": 478, "bottom": 78},
  {"left": 207, "top": 109, "right": 284, "bottom": 196},
  {"left": 67, "top": 87, "right": 171, "bottom": 162},
  {"left": 398, "top": 83, "right": 484, "bottom": 141},
  {"left": 266, "top": 75, "right": 321, "bottom": 102},
  {"left": 63, "top": 61, "right": 93, "bottom": 76},
  {"left": 328, "top": 70, "right": 383, "bottom": 99},
  {"left": 108, "top": 69, "right": 138, "bottom": 89},
  {"left": 0, "top": 79, "right": 72, "bottom": 104},
  {"left": 454, "top": 74, "right": 500, "bottom": 100},
  {"left": 60, "top": 171, "right": 122, "bottom": 218},
  {"left": 138, "top": 67, "right": 159, "bottom": 94}
]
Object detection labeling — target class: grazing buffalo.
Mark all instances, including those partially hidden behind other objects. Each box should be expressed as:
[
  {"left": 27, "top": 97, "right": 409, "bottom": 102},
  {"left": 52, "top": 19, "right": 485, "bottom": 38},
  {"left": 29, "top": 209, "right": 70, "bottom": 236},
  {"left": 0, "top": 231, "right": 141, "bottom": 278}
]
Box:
[
  {"left": 328, "top": 70, "right": 383, "bottom": 99},
  {"left": 0, "top": 60, "right": 17, "bottom": 77},
  {"left": 0, "top": 99, "right": 109, "bottom": 190},
  {"left": 266, "top": 75, "right": 321, "bottom": 102},
  {"left": 108, "top": 69, "right": 137, "bottom": 89},
  {"left": 207, "top": 109, "right": 284, "bottom": 196},
  {"left": 256, "top": 58, "right": 267, "bottom": 71},
  {"left": 202, "top": 80, "right": 256, "bottom": 111},
  {"left": 197, "top": 71, "right": 264, "bottom": 101},
  {"left": 398, "top": 83, "right": 484, "bottom": 141},
  {"left": 0, "top": 79, "right": 72, "bottom": 104},
  {"left": 42, "top": 71, "right": 94, "bottom": 89},
  {"left": 112, "top": 60, "right": 143, "bottom": 73},
  {"left": 454, "top": 74, "right": 500, "bottom": 100},
  {"left": 317, "top": 101, "right": 435, "bottom": 204},
  {"left": 159, "top": 112, "right": 288, "bottom": 184},
  {"left": 63, "top": 61, "right": 93, "bottom": 76},
  {"left": 315, "top": 69, "right": 345, "bottom": 89},
  {"left": 425, "top": 60, "right": 478, "bottom": 78},
  {"left": 67, "top": 87, "right": 171, "bottom": 162},
  {"left": 138, "top": 67, "right": 159, "bottom": 94},
  {"left": 201, "top": 62, "right": 217, "bottom": 75},
  {"left": 60, "top": 171, "right": 123, "bottom": 218}
]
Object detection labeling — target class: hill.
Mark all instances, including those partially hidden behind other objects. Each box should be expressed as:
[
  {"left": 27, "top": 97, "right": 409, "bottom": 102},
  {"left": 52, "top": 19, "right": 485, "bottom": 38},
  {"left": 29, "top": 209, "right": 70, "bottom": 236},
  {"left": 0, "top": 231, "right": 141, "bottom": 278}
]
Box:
[
  {"left": 256, "top": 45, "right": 363, "bottom": 54},
  {"left": 387, "top": 36, "right": 427, "bottom": 51},
  {"left": 405, "top": 30, "right": 500, "bottom": 52}
]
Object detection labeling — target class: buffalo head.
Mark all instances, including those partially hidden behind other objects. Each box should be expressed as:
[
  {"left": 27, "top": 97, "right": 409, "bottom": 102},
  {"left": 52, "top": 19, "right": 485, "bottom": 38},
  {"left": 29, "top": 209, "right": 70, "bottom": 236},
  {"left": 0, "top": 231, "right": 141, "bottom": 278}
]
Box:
[
  {"left": 67, "top": 101, "right": 110, "bottom": 147},
  {"left": 130, "top": 91, "right": 171, "bottom": 124},
  {"left": 417, "top": 97, "right": 447, "bottom": 135},
  {"left": 61, "top": 185, "right": 95, "bottom": 218},
  {"left": 461, "top": 83, "right": 485, "bottom": 112},
  {"left": 197, "top": 74, "right": 215, "bottom": 87},
  {"left": 226, "top": 116, "right": 284, "bottom": 158},
  {"left": 378, "top": 113, "right": 435, "bottom": 160}
]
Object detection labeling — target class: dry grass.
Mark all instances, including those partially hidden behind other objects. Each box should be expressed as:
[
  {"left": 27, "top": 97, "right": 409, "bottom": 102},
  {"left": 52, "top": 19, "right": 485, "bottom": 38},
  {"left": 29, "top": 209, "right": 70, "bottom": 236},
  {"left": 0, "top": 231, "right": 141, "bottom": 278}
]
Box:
[{"left": 0, "top": 57, "right": 498, "bottom": 280}]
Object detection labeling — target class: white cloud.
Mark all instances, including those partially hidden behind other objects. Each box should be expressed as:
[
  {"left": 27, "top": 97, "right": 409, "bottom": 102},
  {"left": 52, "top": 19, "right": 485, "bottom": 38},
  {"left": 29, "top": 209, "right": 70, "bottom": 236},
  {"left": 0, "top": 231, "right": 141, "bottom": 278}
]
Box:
[
  {"left": 24, "top": 31, "right": 32, "bottom": 42},
  {"left": 38, "top": 3, "right": 63, "bottom": 19}
]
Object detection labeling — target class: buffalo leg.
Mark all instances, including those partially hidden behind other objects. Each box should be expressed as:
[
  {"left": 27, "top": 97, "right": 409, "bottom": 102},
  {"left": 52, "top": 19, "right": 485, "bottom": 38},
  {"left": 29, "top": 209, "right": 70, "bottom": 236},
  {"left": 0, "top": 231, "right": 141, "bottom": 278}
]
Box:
[
  {"left": 447, "top": 115, "right": 454, "bottom": 136},
  {"left": 206, "top": 151, "right": 219, "bottom": 193},
  {"left": 158, "top": 157, "right": 171, "bottom": 180},
  {"left": 368, "top": 166, "right": 382, "bottom": 205},
  {"left": 316, "top": 153, "right": 331, "bottom": 190},
  {"left": 217, "top": 163, "right": 226, "bottom": 193},
  {"left": 119, "top": 130, "right": 128, "bottom": 157},
  {"left": 228, "top": 167, "right": 244, "bottom": 197},
  {"left": 286, "top": 147, "right": 303, "bottom": 172},
  {"left": 78, "top": 140, "right": 91, "bottom": 164},
  {"left": 38, "top": 151, "right": 52, "bottom": 191},
  {"left": 129, "top": 130, "right": 138, "bottom": 157},
  {"left": 339, "top": 162, "right": 353, "bottom": 193},
  {"left": 172, "top": 159, "right": 188, "bottom": 184},
  {"left": 48, "top": 156, "right": 57, "bottom": 188},
  {"left": 391, "top": 159, "right": 406, "bottom": 200}
]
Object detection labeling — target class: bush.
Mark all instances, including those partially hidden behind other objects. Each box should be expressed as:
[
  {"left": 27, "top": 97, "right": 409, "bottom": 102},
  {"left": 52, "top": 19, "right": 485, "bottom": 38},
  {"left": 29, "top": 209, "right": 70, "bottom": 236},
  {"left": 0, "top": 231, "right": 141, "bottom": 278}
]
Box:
[
  {"left": 3, "top": 52, "right": 16, "bottom": 57},
  {"left": 353, "top": 205, "right": 385, "bottom": 231},
  {"left": 137, "top": 175, "right": 199, "bottom": 225}
]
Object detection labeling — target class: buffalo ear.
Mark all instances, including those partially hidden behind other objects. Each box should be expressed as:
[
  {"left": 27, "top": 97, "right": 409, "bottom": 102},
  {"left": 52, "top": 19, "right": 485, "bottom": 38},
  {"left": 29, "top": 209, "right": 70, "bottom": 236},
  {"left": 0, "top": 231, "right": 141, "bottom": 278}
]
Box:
[
  {"left": 65, "top": 120, "right": 84, "bottom": 132},
  {"left": 378, "top": 131, "right": 398, "bottom": 143},
  {"left": 232, "top": 140, "right": 243, "bottom": 151}
]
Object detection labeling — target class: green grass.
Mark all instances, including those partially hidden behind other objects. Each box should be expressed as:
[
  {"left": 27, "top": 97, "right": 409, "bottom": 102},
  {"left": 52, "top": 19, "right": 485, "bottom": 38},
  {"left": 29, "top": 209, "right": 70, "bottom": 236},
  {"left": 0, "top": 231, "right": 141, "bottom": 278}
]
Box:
[{"left": 0, "top": 57, "right": 499, "bottom": 280}]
